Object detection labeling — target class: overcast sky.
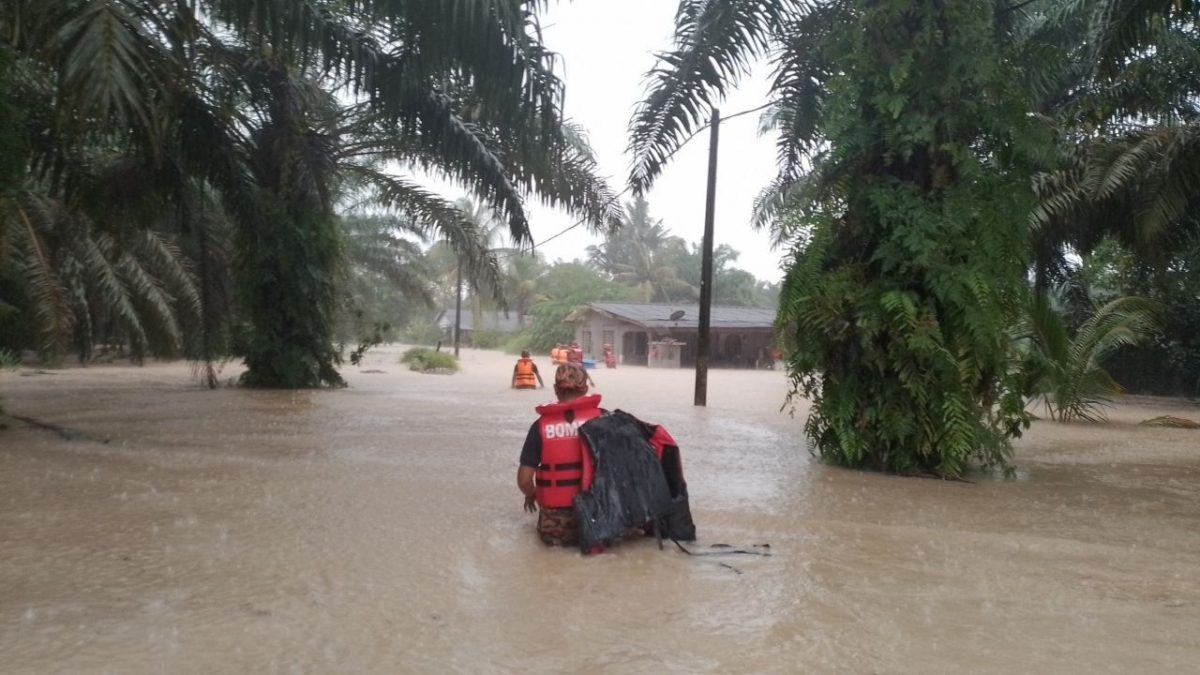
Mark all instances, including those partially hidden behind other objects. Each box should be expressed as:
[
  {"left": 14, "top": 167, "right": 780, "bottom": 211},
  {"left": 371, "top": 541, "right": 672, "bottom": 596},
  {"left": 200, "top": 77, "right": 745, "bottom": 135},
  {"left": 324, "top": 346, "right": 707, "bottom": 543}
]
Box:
[{"left": 429, "top": 1, "right": 787, "bottom": 282}]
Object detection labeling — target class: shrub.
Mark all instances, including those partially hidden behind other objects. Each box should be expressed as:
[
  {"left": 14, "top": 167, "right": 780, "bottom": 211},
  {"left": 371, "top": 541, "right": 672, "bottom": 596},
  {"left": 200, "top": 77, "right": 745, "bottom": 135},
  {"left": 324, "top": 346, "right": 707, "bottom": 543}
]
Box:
[
  {"left": 1019, "top": 295, "right": 1160, "bottom": 422},
  {"left": 400, "top": 347, "right": 459, "bottom": 374},
  {"left": 0, "top": 348, "right": 19, "bottom": 370},
  {"left": 470, "top": 328, "right": 505, "bottom": 349},
  {"left": 502, "top": 332, "right": 535, "bottom": 355},
  {"left": 402, "top": 319, "right": 444, "bottom": 346}
]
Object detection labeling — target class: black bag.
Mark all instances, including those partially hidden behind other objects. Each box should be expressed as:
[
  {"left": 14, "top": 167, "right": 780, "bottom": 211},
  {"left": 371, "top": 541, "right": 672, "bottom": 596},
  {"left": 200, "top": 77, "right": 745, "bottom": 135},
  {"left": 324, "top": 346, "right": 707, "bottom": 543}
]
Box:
[
  {"left": 573, "top": 411, "right": 699, "bottom": 551},
  {"left": 573, "top": 412, "right": 672, "bottom": 552},
  {"left": 616, "top": 410, "right": 697, "bottom": 542}
]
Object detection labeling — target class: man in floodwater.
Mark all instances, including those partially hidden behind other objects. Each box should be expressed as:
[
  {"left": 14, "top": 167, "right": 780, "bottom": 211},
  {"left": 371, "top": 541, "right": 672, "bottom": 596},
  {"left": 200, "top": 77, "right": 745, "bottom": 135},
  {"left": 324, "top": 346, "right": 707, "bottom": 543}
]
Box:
[
  {"left": 511, "top": 350, "right": 544, "bottom": 390},
  {"left": 517, "top": 362, "right": 602, "bottom": 546}
]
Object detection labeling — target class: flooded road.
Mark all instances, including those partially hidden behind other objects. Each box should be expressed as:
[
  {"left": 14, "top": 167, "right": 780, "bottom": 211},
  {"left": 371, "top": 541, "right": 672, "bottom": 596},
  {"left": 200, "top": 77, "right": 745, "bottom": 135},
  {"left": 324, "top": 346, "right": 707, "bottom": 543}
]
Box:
[{"left": 3, "top": 346, "right": 1199, "bottom": 673}]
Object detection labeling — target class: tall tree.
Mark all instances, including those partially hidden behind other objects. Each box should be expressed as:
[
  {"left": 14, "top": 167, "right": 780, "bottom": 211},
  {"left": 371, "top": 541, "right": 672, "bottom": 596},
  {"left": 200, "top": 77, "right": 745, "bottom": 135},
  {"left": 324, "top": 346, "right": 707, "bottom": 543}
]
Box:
[
  {"left": 587, "top": 195, "right": 694, "bottom": 302},
  {"left": 1031, "top": 0, "right": 1200, "bottom": 285},
  {"left": 0, "top": 1, "right": 615, "bottom": 386},
  {"left": 631, "top": 0, "right": 1047, "bottom": 476}
]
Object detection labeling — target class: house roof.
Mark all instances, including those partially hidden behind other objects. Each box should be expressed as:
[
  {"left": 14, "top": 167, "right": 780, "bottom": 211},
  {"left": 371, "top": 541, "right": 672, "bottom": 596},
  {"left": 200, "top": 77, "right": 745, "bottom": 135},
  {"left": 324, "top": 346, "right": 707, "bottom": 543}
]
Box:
[
  {"left": 436, "top": 308, "right": 524, "bottom": 333},
  {"left": 582, "top": 302, "right": 775, "bottom": 330}
]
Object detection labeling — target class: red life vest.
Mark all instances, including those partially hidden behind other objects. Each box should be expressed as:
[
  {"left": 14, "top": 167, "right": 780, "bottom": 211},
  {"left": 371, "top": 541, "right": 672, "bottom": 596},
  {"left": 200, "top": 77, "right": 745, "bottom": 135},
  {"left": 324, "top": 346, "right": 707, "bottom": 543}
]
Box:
[{"left": 534, "top": 394, "right": 603, "bottom": 509}]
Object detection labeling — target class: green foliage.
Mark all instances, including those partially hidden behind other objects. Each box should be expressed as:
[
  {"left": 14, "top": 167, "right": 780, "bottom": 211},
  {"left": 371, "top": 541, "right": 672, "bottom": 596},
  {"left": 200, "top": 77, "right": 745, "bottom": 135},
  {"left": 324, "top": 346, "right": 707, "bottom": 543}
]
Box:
[
  {"left": 400, "top": 347, "right": 459, "bottom": 374},
  {"left": 1062, "top": 233, "right": 1200, "bottom": 398},
  {"left": 501, "top": 332, "right": 535, "bottom": 355},
  {"left": 0, "top": 347, "right": 19, "bottom": 369},
  {"left": 237, "top": 200, "right": 345, "bottom": 388},
  {"left": 780, "top": 2, "right": 1044, "bottom": 476},
  {"left": 635, "top": 0, "right": 1051, "bottom": 476},
  {"left": 1020, "top": 294, "right": 1160, "bottom": 422},
  {"left": 402, "top": 317, "right": 445, "bottom": 346},
  {"left": 587, "top": 196, "right": 695, "bottom": 302},
  {"left": 1029, "top": 0, "right": 1200, "bottom": 286},
  {"left": 522, "top": 263, "right": 635, "bottom": 352},
  {"left": 470, "top": 329, "right": 505, "bottom": 349},
  {"left": 587, "top": 197, "right": 778, "bottom": 306},
  {"left": 346, "top": 321, "right": 392, "bottom": 367},
  {"left": 0, "top": 1, "right": 614, "bottom": 389}
]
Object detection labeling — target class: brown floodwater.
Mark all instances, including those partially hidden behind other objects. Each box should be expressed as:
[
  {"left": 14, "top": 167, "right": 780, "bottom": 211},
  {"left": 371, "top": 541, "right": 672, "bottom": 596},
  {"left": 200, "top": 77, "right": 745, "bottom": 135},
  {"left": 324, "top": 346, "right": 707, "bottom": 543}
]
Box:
[{"left": 2, "top": 346, "right": 1199, "bottom": 673}]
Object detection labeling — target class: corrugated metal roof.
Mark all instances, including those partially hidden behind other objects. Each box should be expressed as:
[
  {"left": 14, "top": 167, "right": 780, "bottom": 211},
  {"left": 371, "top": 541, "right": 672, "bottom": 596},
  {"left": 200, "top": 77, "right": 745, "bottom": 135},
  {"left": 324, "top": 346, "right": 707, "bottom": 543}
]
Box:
[{"left": 584, "top": 302, "right": 775, "bottom": 329}]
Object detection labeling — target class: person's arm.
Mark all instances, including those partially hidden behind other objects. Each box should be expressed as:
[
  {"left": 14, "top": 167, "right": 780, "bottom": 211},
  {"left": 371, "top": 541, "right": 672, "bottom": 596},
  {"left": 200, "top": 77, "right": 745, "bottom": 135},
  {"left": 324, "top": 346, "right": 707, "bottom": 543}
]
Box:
[
  {"left": 511, "top": 363, "right": 518, "bottom": 388},
  {"left": 532, "top": 363, "right": 544, "bottom": 388},
  {"left": 518, "top": 423, "right": 541, "bottom": 512},
  {"left": 517, "top": 466, "right": 537, "bottom": 512}
]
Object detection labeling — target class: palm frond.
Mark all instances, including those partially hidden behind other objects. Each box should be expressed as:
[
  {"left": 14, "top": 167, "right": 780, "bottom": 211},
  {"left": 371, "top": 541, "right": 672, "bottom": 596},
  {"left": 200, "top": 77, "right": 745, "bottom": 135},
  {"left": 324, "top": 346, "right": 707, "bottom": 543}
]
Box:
[
  {"left": 1023, "top": 293, "right": 1160, "bottom": 422},
  {"left": 628, "top": 0, "right": 784, "bottom": 194},
  {"left": 53, "top": 0, "right": 170, "bottom": 138},
  {"left": 9, "top": 199, "right": 73, "bottom": 359},
  {"left": 78, "top": 232, "right": 148, "bottom": 357},
  {"left": 346, "top": 167, "right": 504, "bottom": 298}
]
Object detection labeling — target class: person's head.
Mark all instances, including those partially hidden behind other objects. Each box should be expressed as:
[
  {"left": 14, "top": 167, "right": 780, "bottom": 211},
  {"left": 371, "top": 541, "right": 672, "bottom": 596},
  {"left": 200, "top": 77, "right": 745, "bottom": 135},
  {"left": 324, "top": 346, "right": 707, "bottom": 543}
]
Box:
[
  {"left": 520, "top": 350, "right": 530, "bottom": 358},
  {"left": 553, "top": 362, "right": 589, "bottom": 402}
]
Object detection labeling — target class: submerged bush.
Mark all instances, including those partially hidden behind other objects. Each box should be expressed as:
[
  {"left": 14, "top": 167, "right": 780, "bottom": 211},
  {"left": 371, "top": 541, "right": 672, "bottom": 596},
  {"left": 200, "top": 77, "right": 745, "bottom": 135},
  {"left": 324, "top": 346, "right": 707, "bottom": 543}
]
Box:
[{"left": 400, "top": 347, "right": 459, "bottom": 374}]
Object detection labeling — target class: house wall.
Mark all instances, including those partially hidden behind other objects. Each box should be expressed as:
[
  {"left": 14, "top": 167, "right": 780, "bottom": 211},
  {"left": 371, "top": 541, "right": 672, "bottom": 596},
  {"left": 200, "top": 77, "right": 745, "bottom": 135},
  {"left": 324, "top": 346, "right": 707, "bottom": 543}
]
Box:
[
  {"left": 573, "top": 314, "right": 646, "bottom": 364},
  {"left": 573, "top": 311, "right": 775, "bottom": 368}
]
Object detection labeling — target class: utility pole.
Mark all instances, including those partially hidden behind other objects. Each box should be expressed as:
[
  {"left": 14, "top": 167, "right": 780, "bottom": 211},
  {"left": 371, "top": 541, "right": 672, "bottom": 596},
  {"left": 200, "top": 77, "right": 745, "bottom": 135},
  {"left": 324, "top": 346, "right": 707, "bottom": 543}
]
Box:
[
  {"left": 453, "top": 260, "right": 463, "bottom": 357},
  {"left": 694, "top": 108, "right": 720, "bottom": 406}
]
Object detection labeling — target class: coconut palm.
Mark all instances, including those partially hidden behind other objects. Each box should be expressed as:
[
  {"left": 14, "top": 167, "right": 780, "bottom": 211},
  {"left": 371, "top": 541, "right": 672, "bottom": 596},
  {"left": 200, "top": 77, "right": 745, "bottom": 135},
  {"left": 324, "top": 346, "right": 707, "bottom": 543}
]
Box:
[
  {"left": 587, "top": 196, "right": 694, "bottom": 302},
  {"left": 501, "top": 252, "right": 548, "bottom": 328}
]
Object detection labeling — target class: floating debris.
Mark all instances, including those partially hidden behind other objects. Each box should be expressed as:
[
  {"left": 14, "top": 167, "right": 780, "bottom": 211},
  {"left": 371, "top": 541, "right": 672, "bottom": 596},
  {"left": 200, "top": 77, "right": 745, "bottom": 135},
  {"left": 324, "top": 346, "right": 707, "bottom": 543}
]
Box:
[{"left": 1139, "top": 415, "right": 1200, "bottom": 429}]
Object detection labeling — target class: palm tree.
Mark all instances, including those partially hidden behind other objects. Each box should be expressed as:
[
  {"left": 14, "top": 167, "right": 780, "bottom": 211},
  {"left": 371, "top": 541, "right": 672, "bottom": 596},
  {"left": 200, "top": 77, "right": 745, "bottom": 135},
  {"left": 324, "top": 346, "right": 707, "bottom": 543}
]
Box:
[
  {"left": 628, "top": 0, "right": 1061, "bottom": 476},
  {"left": 587, "top": 196, "right": 694, "bottom": 301},
  {"left": 337, "top": 213, "right": 435, "bottom": 344},
  {"left": 1028, "top": 0, "right": 1200, "bottom": 285},
  {"left": 501, "top": 253, "right": 548, "bottom": 328},
  {"left": 1, "top": 1, "right": 616, "bottom": 386},
  {"left": 1020, "top": 294, "right": 1160, "bottom": 422}
]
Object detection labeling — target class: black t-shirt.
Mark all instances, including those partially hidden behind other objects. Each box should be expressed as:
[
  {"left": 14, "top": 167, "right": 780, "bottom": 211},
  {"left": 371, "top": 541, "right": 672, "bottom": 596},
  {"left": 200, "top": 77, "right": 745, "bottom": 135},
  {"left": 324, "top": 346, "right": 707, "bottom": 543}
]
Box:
[{"left": 519, "top": 409, "right": 606, "bottom": 468}]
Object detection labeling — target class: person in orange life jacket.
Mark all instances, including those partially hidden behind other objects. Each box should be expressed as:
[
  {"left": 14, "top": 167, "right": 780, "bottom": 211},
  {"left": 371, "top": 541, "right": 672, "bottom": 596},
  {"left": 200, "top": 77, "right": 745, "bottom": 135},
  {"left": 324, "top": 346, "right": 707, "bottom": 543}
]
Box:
[
  {"left": 565, "top": 341, "right": 597, "bottom": 387},
  {"left": 550, "top": 343, "right": 566, "bottom": 366},
  {"left": 568, "top": 341, "right": 583, "bottom": 363},
  {"left": 511, "top": 350, "right": 544, "bottom": 390},
  {"left": 516, "top": 362, "right": 605, "bottom": 546}
]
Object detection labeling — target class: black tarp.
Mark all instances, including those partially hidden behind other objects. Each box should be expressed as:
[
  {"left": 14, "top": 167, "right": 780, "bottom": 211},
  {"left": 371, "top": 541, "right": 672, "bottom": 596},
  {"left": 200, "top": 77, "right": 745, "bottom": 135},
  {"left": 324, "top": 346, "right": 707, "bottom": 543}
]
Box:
[{"left": 573, "top": 411, "right": 696, "bottom": 551}]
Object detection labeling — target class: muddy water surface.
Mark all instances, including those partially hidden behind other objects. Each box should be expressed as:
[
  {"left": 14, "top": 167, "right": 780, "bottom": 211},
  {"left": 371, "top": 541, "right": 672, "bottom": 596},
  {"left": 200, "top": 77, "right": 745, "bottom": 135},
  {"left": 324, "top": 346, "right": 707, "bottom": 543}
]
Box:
[{"left": 2, "top": 347, "right": 1199, "bottom": 673}]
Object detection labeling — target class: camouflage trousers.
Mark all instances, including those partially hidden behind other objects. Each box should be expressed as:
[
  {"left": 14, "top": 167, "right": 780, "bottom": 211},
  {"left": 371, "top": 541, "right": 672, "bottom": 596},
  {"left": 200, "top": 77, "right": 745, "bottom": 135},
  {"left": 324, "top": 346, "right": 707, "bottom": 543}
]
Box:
[{"left": 536, "top": 508, "right": 578, "bottom": 546}]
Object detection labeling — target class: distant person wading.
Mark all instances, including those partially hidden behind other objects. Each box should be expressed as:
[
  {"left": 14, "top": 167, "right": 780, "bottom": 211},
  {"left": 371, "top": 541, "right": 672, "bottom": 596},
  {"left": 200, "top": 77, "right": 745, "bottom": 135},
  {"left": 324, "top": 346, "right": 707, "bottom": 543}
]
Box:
[{"left": 511, "top": 350, "right": 544, "bottom": 390}]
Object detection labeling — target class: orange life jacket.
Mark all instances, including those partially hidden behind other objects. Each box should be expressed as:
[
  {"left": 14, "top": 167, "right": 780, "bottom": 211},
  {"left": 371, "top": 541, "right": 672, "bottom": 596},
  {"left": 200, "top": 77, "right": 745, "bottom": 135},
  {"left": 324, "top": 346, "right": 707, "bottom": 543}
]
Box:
[
  {"left": 534, "top": 394, "right": 603, "bottom": 509},
  {"left": 513, "top": 358, "right": 537, "bottom": 388},
  {"left": 551, "top": 347, "right": 563, "bottom": 364}
]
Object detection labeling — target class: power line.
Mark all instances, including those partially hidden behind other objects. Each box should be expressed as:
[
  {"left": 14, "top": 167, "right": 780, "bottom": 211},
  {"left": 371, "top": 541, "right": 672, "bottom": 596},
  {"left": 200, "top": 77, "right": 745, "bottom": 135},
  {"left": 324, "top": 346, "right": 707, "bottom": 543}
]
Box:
[{"left": 501, "top": 100, "right": 779, "bottom": 259}]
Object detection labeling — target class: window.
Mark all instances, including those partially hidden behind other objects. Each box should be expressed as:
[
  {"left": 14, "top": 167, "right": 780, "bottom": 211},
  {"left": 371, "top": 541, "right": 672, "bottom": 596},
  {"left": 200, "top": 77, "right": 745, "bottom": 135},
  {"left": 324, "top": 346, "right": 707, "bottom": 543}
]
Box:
[
  {"left": 582, "top": 330, "right": 592, "bottom": 356},
  {"left": 602, "top": 330, "right": 614, "bottom": 350}
]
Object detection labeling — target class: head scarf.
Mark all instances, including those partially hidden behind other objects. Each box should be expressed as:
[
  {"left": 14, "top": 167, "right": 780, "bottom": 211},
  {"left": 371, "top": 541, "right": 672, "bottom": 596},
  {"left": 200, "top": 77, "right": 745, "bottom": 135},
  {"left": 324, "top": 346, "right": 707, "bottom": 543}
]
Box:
[{"left": 554, "top": 362, "right": 589, "bottom": 394}]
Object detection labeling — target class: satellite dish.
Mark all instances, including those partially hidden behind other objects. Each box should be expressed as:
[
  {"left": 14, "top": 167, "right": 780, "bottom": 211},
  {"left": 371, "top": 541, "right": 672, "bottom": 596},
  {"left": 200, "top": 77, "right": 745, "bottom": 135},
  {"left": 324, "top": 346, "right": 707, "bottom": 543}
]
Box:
[{"left": 669, "top": 310, "right": 686, "bottom": 321}]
